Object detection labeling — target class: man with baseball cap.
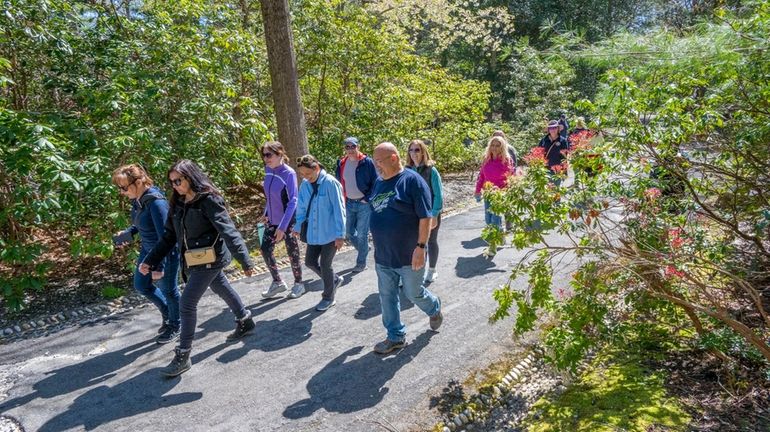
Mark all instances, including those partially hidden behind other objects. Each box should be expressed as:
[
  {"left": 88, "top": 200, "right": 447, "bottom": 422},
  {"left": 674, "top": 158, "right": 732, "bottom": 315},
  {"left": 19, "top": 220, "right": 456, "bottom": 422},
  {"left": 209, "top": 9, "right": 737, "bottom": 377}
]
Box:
[{"left": 335, "top": 136, "right": 378, "bottom": 273}]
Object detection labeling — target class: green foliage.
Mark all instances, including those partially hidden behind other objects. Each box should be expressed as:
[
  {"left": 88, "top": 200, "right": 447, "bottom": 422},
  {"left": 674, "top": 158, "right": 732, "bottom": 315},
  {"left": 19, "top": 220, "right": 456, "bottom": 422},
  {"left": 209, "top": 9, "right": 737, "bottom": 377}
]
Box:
[
  {"left": 0, "top": 0, "right": 492, "bottom": 311},
  {"left": 525, "top": 349, "right": 690, "bottom": 432},
  {"left": 487, "top": 2, "right": 770, "bottom": 370},
  {"left": 100, "top": 285, "right": 126, "bottom": 300}
]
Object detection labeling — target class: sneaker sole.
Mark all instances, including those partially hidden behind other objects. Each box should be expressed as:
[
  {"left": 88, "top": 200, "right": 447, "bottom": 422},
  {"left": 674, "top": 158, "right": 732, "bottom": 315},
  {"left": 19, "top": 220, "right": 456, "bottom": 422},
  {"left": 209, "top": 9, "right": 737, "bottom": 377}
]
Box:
[
  {"left": 374, "top": 342, "right": 407, "bottom": 354},
  {"left": 288, "top": 291, "right": 305, "bottom": 299},
  {"left": 315, "top": 301, "right": 336, "bottom": 312},
  {"left": 161, "top": 364, "right": 191, "bottom": 378},
  {"left": 156, "top": 334, "right": 180, "bottom": 345},
  {"left": 261, "top": 289, "right": 287, "bottom": 298}
]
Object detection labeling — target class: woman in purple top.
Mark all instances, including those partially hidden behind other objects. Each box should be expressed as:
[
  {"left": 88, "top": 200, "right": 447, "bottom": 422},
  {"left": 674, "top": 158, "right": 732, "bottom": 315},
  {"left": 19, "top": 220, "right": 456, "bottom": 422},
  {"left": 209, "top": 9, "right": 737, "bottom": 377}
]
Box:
[{"left": 259, "top": 141, "right": 304, "bottom": 299}]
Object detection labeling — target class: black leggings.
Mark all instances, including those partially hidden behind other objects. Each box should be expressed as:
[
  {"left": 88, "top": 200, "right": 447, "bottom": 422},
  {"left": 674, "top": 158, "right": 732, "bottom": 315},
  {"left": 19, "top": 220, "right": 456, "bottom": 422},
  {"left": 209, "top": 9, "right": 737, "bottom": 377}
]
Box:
[
  {"left": 427, "top": 214, "right": 441, "bottom": 268},
  {"left": 260, "top": 222, "right": 302, "bottom": 284},
  {"left": 305, "top": 241, "right": 338, "bottom": 301}
]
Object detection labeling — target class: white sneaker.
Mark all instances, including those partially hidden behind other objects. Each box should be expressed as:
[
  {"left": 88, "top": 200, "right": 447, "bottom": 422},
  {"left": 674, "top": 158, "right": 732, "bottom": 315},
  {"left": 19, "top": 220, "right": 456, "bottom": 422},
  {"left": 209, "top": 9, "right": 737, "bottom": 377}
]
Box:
[
  {"left": 261, "top": 280, "right": 288, "bottom": 298},
  {"left": 425, "top": 268, "right": 437, "bottom": 283},
  {"left": 288, "top": 282, "right": 306, "bottom": 299}
]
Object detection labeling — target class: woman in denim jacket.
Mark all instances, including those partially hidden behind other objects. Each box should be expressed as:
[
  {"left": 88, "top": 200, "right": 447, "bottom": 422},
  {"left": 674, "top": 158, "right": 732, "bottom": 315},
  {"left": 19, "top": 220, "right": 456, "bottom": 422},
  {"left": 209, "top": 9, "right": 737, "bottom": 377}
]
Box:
[{"left": 292, "top": 155, "right": 346, "bottom": 312}]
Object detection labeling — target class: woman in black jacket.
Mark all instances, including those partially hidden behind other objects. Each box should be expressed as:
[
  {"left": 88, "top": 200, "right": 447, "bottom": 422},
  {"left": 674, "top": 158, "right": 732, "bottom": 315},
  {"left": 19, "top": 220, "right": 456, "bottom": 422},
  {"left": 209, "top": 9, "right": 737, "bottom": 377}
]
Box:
[{"left": 140, "top": 160, "right": 255, "bottom": 377}]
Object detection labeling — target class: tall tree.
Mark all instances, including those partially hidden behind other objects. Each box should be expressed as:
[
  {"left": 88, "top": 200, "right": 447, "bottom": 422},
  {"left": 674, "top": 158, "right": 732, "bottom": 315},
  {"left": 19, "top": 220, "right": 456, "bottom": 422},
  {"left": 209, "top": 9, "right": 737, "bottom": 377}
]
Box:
[{"left": 260, "top": 0, "right": 308, "bottom": 162}]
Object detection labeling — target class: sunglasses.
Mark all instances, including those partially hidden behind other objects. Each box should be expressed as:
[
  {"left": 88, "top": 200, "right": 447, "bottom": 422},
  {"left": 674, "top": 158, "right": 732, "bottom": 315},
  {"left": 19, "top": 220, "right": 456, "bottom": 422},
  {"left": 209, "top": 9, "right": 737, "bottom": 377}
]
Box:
[
  {"left": 262, "top": 152, "right": 275, "bottom": 159},
  {"left": 344, "top": 145, "right": 357, "bottom": 150},
  {"left": 408, "top": 148, "right": 421, "bottom": 153},
  {"left": 296, "top": 156, "right": 318, "bottom": 169},
  {"left": 117, "top": 179, "right": 136, "bottom": 192},
  {"left": 169, "top": 177, "right": 184, "bottom": 187}
]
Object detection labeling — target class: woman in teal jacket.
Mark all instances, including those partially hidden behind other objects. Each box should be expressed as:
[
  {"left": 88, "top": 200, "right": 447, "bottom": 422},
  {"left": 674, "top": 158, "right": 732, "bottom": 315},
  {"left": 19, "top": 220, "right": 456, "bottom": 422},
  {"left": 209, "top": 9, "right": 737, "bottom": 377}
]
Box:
[
  {"left": 292, "top": 154, "right": 347, "bottom": 311},
  {"left": 406, "top": 139, "right": 444, "bottom": 283}
]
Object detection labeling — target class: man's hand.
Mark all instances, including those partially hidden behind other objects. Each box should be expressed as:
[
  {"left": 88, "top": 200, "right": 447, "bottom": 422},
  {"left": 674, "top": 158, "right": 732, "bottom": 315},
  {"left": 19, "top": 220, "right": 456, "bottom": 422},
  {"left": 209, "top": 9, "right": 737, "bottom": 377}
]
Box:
[
  {"left": 138, "top": 263, "right": 151, "bottom": 275},
  {"left": 243, "top": 268, "right": 254, "bottom": 277},
  {"left": 334, "top": 238, "right": 345, "bottom": 250},
  {"left": 151, "top": 271, "right": 164, "bottom": 281},
  {"left": 411, "top": 247, "right": 426, "bottom": 270},
  {"left": 275, "top": 229, "right": 285, "bottom": 242}
]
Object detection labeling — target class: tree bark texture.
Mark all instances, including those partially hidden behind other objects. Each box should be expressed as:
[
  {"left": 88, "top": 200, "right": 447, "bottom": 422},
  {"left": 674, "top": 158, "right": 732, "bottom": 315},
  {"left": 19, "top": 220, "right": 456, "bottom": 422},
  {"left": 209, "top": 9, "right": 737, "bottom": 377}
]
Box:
[{"left": 259, "top": 0, "right": 308, "bottom": 165}]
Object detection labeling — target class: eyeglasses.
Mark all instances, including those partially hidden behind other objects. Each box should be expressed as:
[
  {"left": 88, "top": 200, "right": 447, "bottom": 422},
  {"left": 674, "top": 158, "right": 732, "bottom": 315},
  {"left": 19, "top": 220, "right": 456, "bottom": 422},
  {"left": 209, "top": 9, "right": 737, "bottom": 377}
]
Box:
[
  {"left": 344, "top": 145, "right": 357, "bottom": 150},
  {"left": 117, "top": 179, "right": 135, "bottom": 192},
  {"left": 262, "top": 152, "right": 275, "bottom": 159},
  {"left": 408, "top": 148, "right": 421, "bottom": 153},
  {"left": 169, "top": 177, "right": 184, "bottom": 187}
]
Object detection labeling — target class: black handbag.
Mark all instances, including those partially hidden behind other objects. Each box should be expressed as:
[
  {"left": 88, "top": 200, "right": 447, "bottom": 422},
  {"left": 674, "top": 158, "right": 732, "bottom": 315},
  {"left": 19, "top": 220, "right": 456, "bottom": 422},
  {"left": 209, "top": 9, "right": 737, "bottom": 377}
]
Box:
[{"left": 299, "top": 186, "right": 319, "bottom": 243}]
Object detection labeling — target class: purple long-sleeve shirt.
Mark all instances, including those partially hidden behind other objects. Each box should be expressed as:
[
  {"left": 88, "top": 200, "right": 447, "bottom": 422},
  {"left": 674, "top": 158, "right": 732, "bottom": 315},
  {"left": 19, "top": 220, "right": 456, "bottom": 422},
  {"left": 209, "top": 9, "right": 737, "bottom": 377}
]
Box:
[{"left": 263, "top": 164, "right": 298, "bottom": 232}]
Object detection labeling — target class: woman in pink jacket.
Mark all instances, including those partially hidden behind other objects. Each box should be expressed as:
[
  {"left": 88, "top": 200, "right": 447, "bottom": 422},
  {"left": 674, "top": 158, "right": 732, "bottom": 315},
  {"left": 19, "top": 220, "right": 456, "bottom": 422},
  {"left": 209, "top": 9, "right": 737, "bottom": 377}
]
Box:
[{"left": 475, "top": 136, "right": 516, "bottom": 228}]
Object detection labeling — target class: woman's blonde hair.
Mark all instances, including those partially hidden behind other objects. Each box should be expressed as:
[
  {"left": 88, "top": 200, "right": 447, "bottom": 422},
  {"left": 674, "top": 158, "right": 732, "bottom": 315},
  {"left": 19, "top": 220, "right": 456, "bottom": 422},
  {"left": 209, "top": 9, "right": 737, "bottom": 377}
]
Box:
[
  {"left": 112, "top": 164, "right": 153, "bottom": 188},
  {"left": 405, "top": 139, "right": 435, "bottom": 168},
  {"left": 484, "top": 136, "right": 511, "bottom": 164},
  {"left": 261, "top": 141, "right": 290, "bottom": 164}
]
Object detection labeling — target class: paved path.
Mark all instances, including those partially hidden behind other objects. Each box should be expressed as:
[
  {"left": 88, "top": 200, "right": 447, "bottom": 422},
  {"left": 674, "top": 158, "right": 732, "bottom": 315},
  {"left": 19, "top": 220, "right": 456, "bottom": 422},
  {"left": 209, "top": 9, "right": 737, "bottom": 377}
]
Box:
[{"left": 0, "top": 206, "right": 557, "bottom": 432}]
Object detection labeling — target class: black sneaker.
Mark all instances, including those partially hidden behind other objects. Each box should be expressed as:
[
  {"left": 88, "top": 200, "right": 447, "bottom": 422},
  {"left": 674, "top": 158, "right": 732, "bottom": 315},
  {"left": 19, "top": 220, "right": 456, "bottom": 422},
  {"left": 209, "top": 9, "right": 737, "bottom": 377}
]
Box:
[
  {"left": 157, "top": 321, "right": 170, "bottom": 335},
  {"left": 226, "top": 311, "right": 255, "bottom": 342},
  {"left": 157, "top": 327, "right": 180, "bottom": 345},
  {"left": 373, "top": 338, "right": 407, "bottom": 354},
  {"left": 160, "top": 347, "right": 191, "bottom": 377}
]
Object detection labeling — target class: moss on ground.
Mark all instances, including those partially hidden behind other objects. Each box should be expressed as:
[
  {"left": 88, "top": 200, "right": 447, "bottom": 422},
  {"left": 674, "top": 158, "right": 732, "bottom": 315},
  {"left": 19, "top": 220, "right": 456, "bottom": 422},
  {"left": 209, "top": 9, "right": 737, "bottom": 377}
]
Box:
[{"left": 524, "top": 350, "right": 690, "bottom": 432}]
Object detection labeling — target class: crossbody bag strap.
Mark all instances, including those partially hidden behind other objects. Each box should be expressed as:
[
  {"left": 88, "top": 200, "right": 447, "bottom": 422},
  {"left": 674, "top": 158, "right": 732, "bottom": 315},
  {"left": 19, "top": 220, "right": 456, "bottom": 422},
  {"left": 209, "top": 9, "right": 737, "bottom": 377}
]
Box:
[
  {"left": 182, "top": 201, "right": 220, "bottom": 251},
  {"left": 305, "top": 187, "right": 319, "bottom": 221}
]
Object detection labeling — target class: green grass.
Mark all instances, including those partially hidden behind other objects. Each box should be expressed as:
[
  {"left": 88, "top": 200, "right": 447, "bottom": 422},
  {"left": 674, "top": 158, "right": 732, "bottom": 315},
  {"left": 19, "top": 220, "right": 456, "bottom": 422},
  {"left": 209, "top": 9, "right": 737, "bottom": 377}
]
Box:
[
  {"left": 101, "top": 285, "right": 126, "bottom": 300},
  {"left": 525, "top": 349, "right": 690, "bottom": 432}
]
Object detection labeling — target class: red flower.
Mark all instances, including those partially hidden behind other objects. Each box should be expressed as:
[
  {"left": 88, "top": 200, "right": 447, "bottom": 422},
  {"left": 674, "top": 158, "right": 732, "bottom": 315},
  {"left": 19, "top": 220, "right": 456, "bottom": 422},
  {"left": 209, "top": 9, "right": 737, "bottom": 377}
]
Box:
[
  {"left": 664, "top": 265, "right": 686, "bottom": 279},
  {"left": 524, "top": 147, "right": 547, "bottom": 165},
  {"left": 644, "top": 187, "right": 662, "bottom": 200},
  {"left": 667, "top": 228, "right": 687, "bottom": 249}
]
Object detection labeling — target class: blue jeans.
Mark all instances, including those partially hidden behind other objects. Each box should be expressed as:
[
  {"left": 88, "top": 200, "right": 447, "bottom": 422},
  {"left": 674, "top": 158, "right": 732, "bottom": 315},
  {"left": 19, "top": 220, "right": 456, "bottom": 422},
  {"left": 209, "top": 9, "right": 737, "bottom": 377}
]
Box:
[
  {"left": 484, "top": 199, "right": 503, "bottom": 229},
  {"left": 375, "top": 263, "right": 440, "bottom": 342},
  {"left": 346, "top": 199, "right": 371, "bottom": 267},
  {"left": 135, "top": 249, "right": 180, "bottom": 329}
]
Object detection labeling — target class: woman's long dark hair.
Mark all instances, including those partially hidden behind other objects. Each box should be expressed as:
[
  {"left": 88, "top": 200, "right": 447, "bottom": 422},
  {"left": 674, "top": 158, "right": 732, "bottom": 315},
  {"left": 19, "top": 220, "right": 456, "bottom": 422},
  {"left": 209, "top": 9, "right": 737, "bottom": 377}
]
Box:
[{"left": 167, "top": 159, "right": 220, "bottom": 208}]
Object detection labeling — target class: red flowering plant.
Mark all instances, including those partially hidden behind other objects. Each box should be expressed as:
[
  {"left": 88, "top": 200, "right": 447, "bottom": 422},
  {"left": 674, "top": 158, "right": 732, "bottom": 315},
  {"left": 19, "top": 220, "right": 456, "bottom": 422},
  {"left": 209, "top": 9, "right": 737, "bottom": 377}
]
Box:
[{"left": 487, "top": 15, "right": 770, "bottom": 370}]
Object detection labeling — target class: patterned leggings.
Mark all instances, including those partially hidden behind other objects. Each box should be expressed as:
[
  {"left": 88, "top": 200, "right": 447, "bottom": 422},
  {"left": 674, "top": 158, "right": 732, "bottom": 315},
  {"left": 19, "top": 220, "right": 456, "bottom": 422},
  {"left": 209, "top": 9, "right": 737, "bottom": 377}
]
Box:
[{"left": 260, "top": 222, "right": 302, "bottom": 283}]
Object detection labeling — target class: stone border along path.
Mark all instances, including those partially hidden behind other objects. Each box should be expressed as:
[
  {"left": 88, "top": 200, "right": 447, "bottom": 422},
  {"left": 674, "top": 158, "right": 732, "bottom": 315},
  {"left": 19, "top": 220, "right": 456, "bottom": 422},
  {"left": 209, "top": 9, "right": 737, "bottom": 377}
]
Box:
[
  {"left": 434, "top": 346, "right": 564, "bottom": 432},
  {"left": 0, "top": 198, "right": 478, "bottom": 345}
]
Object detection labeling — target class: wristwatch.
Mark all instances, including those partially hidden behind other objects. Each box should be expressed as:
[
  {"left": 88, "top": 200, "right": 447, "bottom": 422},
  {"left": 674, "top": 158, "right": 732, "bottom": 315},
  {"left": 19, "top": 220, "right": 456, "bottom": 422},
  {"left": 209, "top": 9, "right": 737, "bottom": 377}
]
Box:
[{"left": 416, "top": 242, "right": 427, "bottom": 249}]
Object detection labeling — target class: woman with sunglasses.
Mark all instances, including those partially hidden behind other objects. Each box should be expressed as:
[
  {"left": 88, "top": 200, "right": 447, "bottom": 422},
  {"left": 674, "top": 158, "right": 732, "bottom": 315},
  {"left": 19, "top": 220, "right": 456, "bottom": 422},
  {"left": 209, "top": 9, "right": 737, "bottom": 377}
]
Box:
[
  {"left": 140, "top": 160, "right": 255, "bottom": 377},
  {"left": 475, "top": 136, "right": 516, "bottom": 229},
  {"left": 405, "top": 140, "right": 444, "bottom": 283},
  {"left": 259, "top": 141, "right": 304, "bottom": 299},
  {"left": 292, "top": 155, "right": 346, "bottom": 312},
  {"left": 112, "top": 164, "right": 181, "bottom": 344}
]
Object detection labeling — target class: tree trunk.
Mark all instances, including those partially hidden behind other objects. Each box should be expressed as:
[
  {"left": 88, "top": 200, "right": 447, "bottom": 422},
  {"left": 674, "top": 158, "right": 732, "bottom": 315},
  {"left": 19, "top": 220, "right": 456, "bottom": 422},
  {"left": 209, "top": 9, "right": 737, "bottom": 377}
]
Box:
[{"left": 259, "top": 0, "right": 308, "bottom": 165}]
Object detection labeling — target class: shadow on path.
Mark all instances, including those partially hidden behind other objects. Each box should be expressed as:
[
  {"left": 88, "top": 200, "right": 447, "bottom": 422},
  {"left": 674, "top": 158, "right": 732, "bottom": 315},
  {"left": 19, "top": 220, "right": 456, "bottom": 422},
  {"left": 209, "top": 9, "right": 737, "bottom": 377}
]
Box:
[
  {"left": 461, "top": 237, "right": 487, "bottom": 250},
  {"left": 282, "top": 331, "right": 435, "bottom": 418},
  {"left": 454, "top": 255, "right": 507, "bottom": 279},
  {"left": 0, "top": 339, "right": 160, "bottom": 413},
  {"left": 38, "top": 368, "right": 201, "bottom": 432},
  {"left": 353, "top": 292, "right": 414, "bottom": 321}
]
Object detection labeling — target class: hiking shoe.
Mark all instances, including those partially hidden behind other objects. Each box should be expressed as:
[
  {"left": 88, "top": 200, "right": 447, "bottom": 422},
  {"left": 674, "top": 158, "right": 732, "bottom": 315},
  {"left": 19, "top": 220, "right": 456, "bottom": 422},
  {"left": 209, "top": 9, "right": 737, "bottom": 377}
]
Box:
[
  {"left": 157, "top": 321, "right": 170, "bottom": 335},
  {"left": 156, "top": 327, "right": 180, "bottom": 345},
  {"left": 351, "top": 264, "right": 368, "bottom": 273},
  {"left": 429, "top": 297, "right": 443, "bottom": 331},
  {"left": 261, "top": 280, "right": 287, "bottom": 298},
  {"left": 373, "top": 338, "right": 406, "bottom": 354},
  {"left": 424, "top": 268, "right": 437, "bottom": 283},
  {"left": 288, "top": 282, "right": 306, "bottom": 299},
  {"left": 315, "top": 299, "right": 336, "bottom": 312},
  {"left": 160, "top": 347, "right": 191, "bottom": 377},
  {"left": 334, "top": 275, "right": 343, "bottom": 290},
  {"left": 226, "top": 311, "right": 255, "bottom": 342}
]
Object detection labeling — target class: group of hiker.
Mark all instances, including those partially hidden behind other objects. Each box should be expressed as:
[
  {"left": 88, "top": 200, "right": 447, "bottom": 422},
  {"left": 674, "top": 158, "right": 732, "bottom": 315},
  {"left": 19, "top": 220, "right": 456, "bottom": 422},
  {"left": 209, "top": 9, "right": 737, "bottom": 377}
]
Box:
[{"left": 110, "top": 114, "right": 589, "bottom": 378}]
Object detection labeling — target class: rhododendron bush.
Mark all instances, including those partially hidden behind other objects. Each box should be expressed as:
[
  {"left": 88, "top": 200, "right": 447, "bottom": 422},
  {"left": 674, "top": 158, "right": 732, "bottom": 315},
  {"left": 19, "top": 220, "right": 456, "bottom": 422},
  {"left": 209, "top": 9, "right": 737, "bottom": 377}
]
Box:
[{"left": 485, "top": 4, "right": 770, "bottom": 370}]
